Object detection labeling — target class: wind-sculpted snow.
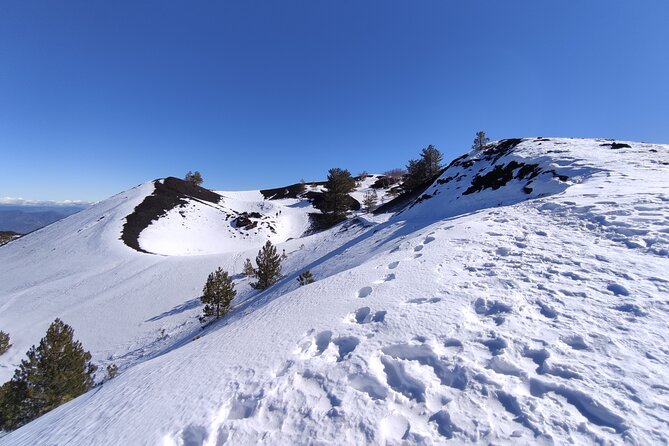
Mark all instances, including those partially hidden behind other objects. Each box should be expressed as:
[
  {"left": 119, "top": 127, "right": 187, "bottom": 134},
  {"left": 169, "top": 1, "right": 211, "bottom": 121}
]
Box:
[{"left": 2, "top": 138, "right": 669, "bottom": 445}]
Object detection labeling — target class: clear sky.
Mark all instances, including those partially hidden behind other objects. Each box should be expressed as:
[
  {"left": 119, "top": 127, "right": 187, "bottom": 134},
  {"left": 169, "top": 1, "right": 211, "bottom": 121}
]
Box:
[{"left": 1, "top": 1, "right": 668, "bottom": 202}]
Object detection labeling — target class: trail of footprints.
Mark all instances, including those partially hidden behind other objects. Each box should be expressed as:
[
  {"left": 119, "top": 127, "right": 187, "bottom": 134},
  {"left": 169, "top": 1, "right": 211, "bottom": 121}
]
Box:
[
  {"left": 291, "top": 232, "right": 476, "bottom": 439},
  {"left": 192, "top": 228, "right": 627, "bottom": 442}
]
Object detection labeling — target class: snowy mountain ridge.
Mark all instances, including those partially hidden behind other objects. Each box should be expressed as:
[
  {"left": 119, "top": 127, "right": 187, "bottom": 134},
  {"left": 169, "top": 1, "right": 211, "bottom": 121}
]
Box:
[{"left": 1, "top": 137, "right": 668, "bottom": 445}]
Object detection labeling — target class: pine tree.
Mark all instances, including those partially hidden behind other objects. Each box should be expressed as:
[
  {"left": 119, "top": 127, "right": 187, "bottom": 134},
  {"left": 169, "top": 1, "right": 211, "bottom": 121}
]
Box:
[
  {"left": 0, "top": 331, "right": 10, "bottom": 355},
  {"left": 296, "top": 179, "right": 307, "bottom": 195},
  {"left": 472, "top": 131, "right": 491, "bottom": 151},
  {"left": 0, "top": 319, "right": 96, "bottom": 431},
  {"left": 297, "top": 270, "right": 315, "bottom": 286},
  {"left": 404, "top": 145, "right": 444, "bottom": 190},
  {"left": 184, "top": 170, "right": 204, "bottom": 186},
  {"left": 201, "top": 268, "right": 236, "bottom": 319},
  {"left": 362, "top": 190, "right": 378, "bottom": 213},
  {"left": 321, "top": 168, "right": 356, "bottom": 224},
  {"left": 242, "top": 258, "right": 255, "bottom": 277},
  {"left": 106, "top": 364, "right": 119, "bottom": 380},
  {"left": 420, "top": 145, "right": 443, "bottom": 178},
  {"left": 251, "top": 240, "right": 282, "bottom": 290}
]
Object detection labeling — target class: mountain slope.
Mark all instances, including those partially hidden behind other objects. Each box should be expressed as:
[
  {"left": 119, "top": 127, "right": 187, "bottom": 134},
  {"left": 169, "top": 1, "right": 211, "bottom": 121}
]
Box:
[{"left": 1, "top": 138, "right": 668, "bottom": 445}]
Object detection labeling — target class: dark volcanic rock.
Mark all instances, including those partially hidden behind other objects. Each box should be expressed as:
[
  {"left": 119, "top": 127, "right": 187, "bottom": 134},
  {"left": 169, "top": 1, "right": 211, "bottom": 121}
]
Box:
[
  {"left": 260, "top": 182, "right": 325, "bottom": 200},
  {"left": 370, "top": 176, "right": 397, "bottom": 189},
  {"left": 234, "top": 215, "right": 252, "bottom": 228},
  {"left": 121, "top": 177, "right": 221, "bottom": 253},
  {"left": 600, "top": 142, "right": 632, "bottom": 150},
  {"left": 464, "top": 161, "right": 540, "bottom": 195}
]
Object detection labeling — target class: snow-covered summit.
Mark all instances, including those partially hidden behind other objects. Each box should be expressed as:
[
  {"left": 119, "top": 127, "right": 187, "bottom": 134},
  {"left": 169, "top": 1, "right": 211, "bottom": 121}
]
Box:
[{"left": 1, "top": 137, "right": 668, "bottom": 445}]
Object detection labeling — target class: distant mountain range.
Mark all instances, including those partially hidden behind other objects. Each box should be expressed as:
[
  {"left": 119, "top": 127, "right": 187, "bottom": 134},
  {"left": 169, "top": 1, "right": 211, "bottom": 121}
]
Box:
[{"left": 0, "top": 203, "right": 90, "bottom": 233}]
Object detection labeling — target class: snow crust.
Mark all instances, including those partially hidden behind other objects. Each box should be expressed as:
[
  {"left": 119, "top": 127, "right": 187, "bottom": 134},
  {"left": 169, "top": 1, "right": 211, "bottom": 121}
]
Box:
[{"left": 1, "top": 138, "right": 668, "bottom": 445}]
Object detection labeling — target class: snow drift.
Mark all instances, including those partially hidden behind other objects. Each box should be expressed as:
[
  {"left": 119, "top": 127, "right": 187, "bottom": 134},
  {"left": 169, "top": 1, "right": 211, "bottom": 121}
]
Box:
[{"left": 1, "top": 138, "right": 668, "bottom": 445}]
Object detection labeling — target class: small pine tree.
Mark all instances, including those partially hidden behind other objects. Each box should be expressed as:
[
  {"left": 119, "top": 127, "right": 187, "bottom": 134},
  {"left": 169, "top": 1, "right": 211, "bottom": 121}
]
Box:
[
  {"left": 184, "top": 170, "right": 204, "bottom": 186},
  {"left": 0, "top": 331, "right": 10, "bottom": 355},
  {"left": 472, "top": 131, "right": 491, "bottom": 151},
  {"left": 404, "top": 145, "right": 444, "bottom": 191},
  {"left": 251, "top": 240, "right": 282, "bottom": 290},
  {"left": 296, "top": 179, "right": 307, "bottom": 195},
  {"left": 242, "top": 258, "right": 255, "bottom": 277},
  {"left": 201, "top": 268, "right": 236, "bottom": 319},
  {"left": 0, "top": 319, "right": 96, "bottom": 431},
  {"left": 106, "top": 364, "right": 118, "bottom": 380},
  {"left": 297, "top": 270, "right": 315, "bottom": 286},
  {"left": 321, "top": 168, "right": 356, "bottom": 224},
  {"left": 362, "top": 190, "right": 378, "bottom": 212}
]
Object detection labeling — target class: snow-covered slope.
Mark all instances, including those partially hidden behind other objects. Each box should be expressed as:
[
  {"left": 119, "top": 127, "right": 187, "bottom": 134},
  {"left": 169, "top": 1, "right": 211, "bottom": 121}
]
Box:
[
  {"left": 138, "top": 190, "right": 313, "bottom": 256},
  {"left": 1, "top": 138, "right": 668, "bottom": 445}
]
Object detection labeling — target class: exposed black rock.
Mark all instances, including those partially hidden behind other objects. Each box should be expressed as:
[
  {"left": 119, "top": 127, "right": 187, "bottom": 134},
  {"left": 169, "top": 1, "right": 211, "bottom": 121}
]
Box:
[
  {"left": 482, "top": 138, "right": 524, "bottom": 162},
  {"left": 260, "top": 182, "right": 325, "bottom": 200},
  {"left": 463, "top": 161, "right": 541, "bottom": 195},
  {"left": 370, "top": 176, "right": 397, "bottom": 189},
  {"left": 600, "top": 142, "right": 632, "bottom": 150},
  {"left": 374, "top": 168, "right": 446, "bottom": 215},
  {"left": 121, "top": 177, "right": 221, "bottom": 253}
]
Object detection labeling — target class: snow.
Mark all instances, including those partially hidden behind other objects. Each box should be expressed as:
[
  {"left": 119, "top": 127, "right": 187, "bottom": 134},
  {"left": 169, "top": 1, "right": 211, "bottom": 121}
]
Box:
[
  {"left": 138, "top": 191, "right": 313, "bottom": 256},
  {"left": 1, "top": 138, "right": 669, "bottom": 445}
]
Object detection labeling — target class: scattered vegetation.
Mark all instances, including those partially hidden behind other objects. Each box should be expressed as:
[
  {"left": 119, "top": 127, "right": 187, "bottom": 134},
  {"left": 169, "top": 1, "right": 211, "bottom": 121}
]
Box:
[
  {"left": 472, "top": 131, "right": 491, "bottom": 151},
  {"left": 297, "top": 270, "right": 315, "bottom": 286},
  {"left": 0, "top": 331, "right": 10, "bottom": 355},
  {"left": 184, "top": 170, "right": 203, "bottom": 186},
  {"left": 242, "top": 258, "right": 255, "bottom": 277},
  {"left": 383, "top": 168, "right": 406, "bottom": 183},
  {"left": 0, "top": 319, "right": 96, "bottom": 431},
  {"left": 0, "top": 231, "right": 21, "bottom": 246},
  {"left": 404, "top": 145, "right": 444, "bottom": 191},
  {"left": 201, "top": 267, "right": 236, "bottom": 319},
  {"left": 362, "top": 190, "right": 378, "bottom": 212},
  {"left": 106, "top": 364, "right": 119, "bottom": 380},
  {"left": 320, "top": 168, "right": 357, "bottom": 226},
  {"left": 251, "top": 240, "right": 283, "bottom": 290}
]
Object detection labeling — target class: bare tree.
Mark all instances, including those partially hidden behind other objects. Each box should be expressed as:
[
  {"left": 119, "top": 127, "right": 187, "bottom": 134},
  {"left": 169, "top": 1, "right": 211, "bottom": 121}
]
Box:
[
  {"left": 362, "top": 190, "right": 378, "bottom": 212},
  {"left": 383, "top": 168, "right": 406, "bottom": 183}
]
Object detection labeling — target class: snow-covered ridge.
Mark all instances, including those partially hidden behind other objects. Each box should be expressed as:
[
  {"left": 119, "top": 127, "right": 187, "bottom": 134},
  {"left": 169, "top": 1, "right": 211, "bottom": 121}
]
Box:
[{"left": 1, "top": 138, "right": 668, "bottom": 445}]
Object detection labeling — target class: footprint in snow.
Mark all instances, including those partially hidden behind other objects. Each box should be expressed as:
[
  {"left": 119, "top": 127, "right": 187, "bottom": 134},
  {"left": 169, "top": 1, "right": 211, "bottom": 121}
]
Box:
[
  {"left": 296, "top": 330, "right": 360, "bottom": 361},
  {"left": 348, "top": 372, "right": 388, "bottom": 400},
  {"left": 496, "top": 247, "right": 511, "bottom": 256},
  {"left": 480, "top": 336, "right": 508, "bottom": 356},
  {"left": 561, "top": 335, "right": 590, "bottom": 351},
  {"left": 347, "top": 307, "right": 386, "bottom": 324},
  {"left": 414, "top": 244, "right": 424, "bottom": 252},
  {"left": 332, "top": 336, "right": 360, "bottom": 362},
  {"left": 357, "top": 286, "right": 373, "bottom": 298},
  {"left": 374, "top": 273, "right": 395, "bottom": 284},
  {"left": 424, "top": 236, "right": 436, "bottom": 244},
  {"left": 607, "top": 283, "right": 630, "bottom": 296},
  {"left": 388, "top": 261, "right": 400, "bottom": 270}
]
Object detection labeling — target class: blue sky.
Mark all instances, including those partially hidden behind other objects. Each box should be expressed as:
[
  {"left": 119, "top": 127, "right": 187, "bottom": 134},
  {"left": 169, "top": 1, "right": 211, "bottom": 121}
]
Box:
[{"left": 1, "top": 1, "right": 668, "bottom": 202}]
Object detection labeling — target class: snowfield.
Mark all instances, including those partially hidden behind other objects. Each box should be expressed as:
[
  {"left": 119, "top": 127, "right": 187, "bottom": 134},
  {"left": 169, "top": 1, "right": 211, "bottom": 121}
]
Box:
[{"left": 1, "top": 138, "right": 668, "bottom": 445}]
